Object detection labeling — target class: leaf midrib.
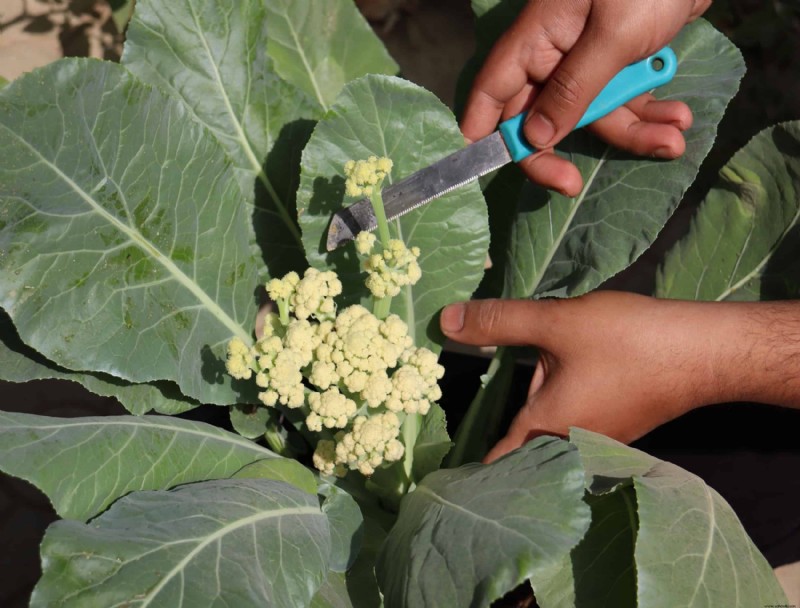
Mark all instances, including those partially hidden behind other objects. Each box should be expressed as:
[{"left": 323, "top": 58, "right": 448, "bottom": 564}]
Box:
[
  {"left": 2, "top": 123, "right": 250, "bottom": 343},
  {"left": 171, "top": 0, "right": 303, "bottom": 247},
  {"left": 135, "top": 503, "right": 322, "bottom": 607},
  {"left": 1, "top": 415, "right": 274, "bottom": 458},
  {"left": 716, "top": 203, "right": 800, "bottom": 300},
  {"left": 273, "top": 6, "right": 329, "bottom": 111},
  {"left": 529, "top": 148, "right": 611, "bottom": 296}
]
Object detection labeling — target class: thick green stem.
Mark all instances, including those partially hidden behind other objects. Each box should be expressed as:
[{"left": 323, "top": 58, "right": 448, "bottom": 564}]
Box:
[
  {"left": 369, "top": 188, "right": 392, "bottom": 248},
  {"left": 445, "top": 346, "right": 515, "bottom": 468},
  {"left": 401, "top": 412, "right": 420, "bottom": 483},
  {"left": 373, "top": 295, "right": 392, "bottom": 320},
  {"left": 276, "top": 298, "right": 290, "bottom": 326}
]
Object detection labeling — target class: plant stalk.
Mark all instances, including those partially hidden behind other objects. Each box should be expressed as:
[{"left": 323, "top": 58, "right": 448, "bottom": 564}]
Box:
[{"left": 369, "top": 189, "right": 392, "bottom": 248}]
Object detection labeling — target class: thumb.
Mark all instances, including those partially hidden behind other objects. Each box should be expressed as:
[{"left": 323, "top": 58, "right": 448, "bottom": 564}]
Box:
[
  {"left": 522, "top": 32, "right": 634, "bottom": 149},
  {"left": 440, "top": 298, "right": 555, "bottom": 348},
  {"left": 482, "top": 400, "right": 560, "bottom": 463}
]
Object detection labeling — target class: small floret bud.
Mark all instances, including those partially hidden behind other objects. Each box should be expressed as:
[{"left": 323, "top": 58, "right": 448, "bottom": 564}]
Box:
[
  {"left": 309, "top": 360, "right": 338, "bottom": 390},
  {"left": 344, "top": 156, "right": 393, "bottom": 198},
  {"left": 291, "top": 268, "right": 342, "bottom": 321},
  {"left": 355, "top": 232, "right": 377, "bottom": 255},
  {"left": 307, "top": 387, "right": 357, "bottom": 430},
  {"left": 358, "top": 238, "right": 422, "bottom": 299},
  {"left": 266, "top": 272, "right": 299, "bottom": 301},
  {"left": 225, "top": 337, "right": 254, "bottom": 380},
  {"left": 313, "top": 440, "right": 346, "bottom": 477},
  {"left": 334, "top": 412, "right": 404, "bottom": 476}
]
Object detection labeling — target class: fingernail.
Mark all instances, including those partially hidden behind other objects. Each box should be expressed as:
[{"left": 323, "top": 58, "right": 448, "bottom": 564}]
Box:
[
  {"left": 441, "top": 303, "right": 465, "bottom": 333},
  {"left": 524, "top": 112, "right": 555, "bottom": 148},
  {"left": 653, "top": 146, "right": 674, "bottom": 159}
]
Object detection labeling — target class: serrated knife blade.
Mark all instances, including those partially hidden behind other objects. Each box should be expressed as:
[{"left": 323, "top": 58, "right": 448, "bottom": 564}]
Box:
[
  {"left": 326, "top": 132, "right": 510, "bottom": 251},
  {"left": 326, "top": 47, "right": 678, "bottom": 251}
]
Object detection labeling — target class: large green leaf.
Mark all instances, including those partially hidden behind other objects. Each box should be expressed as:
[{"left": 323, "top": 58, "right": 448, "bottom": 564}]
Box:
[
  {"left": 0, "top": 59, "right": 259, "bottom": 405},
  {"left": 312, "top": 516, "right": 386, "bottom": 608},
  {"left": 569, "top": 429, "right": 788, "bottom": 607},
  {"left": 264, "top": 0, "right": 398, "bottom": 112},
  {"left": 411, "top": 403, "right": 453, "bottom": 481},
  {"left": 319, "top": 483, "right": 364, "bottom": 573},
  {"left": 0, "top": 310, "right": 198, "bottom": 416},
  {"left": 375, "top": 436, "right": 590, "bottom": 607},
  {"left": 656, "top": 121, "right": 800, "bottom": 300},
  {"left": 297, "top": 75, "right": 490, "bottom": 351},
  {"left": 0, "top": 411, "right": 277, "bottom": 521},
  {"left": 505, "top": 20, "right": 745, "bottom": 299},
  {"left": 32, "top": 479, "right": 331, "bottom": 608},
  {"left": 534, "top": 486, "right": 638, "bottom": 608},
  {"left": 122, "top": 0, "right": 320, "bottom": 277}
]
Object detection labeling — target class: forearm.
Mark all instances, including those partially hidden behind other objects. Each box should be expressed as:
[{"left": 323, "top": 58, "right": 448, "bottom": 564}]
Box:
[{"left": 671, "top": 299, "right": 800, "bottom": 411}]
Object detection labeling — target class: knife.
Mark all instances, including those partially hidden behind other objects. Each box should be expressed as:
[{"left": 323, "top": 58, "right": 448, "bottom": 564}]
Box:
[{"left": 326, "top": 47, "right": 678, "bottom": 251}]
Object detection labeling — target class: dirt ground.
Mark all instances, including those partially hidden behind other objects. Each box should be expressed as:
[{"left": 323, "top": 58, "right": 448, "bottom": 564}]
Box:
[{"left": 1, "top": 0, "right": 799, "bottom": 605}]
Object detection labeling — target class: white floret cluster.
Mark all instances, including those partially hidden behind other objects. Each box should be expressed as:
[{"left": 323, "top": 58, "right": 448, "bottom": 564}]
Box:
[
  {"left": 355, "top": 232, "right": 422, "bottom": 299},
  {"left": 225, "top": 267, "right": 444, "bottom": 478},
  {"left": 344, "top": 156, "right": 393, "bottom": 198}
]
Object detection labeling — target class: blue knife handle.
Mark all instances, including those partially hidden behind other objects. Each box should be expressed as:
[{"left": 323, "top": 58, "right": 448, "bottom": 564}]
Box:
[{"left": 498, "top": 47, "right": 678, "bottom": 162}]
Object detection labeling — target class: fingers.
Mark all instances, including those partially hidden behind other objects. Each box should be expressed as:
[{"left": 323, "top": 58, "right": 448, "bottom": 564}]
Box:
[
  {"left": 587, "top": 94, "right": 692, "bottom": 158},
  {"left": 517, "top": 151, "right": 584, "bottom": 197},
  {"left": 440, "top": 298, "right": 558, "bottom": 349},
  {"left": 521, "top": 24, "right": 633, "bottom": 149},
  {"left": 461, "top": 36, "right": 536, "bottom": 142}
]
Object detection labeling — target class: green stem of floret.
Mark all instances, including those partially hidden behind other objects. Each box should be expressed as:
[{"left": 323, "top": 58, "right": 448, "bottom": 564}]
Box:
[
  {"left": 264, "top": 416, "right": 293, "bottom": 457},
  {"left": 369, "top": 188, "right": 392, "bottom": 249},
  {"left": 401, "top": 412, "right": 420, "bottom": 484},
  {"left": 373, "top": 295, "right": 392, "bottom": 320},
  {"left": 276, "top": 297, "right": 290, "bottom": 326}
]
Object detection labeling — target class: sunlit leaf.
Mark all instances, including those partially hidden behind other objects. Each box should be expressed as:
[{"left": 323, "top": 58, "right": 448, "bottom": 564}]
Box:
[
  {"left": 297, "top": 75, "right": 490, "bottom": 352},
  {"left": 569, "top": 429, "right": 788, "bottom": 607},
  {"left": 32, "top": 479, "right": 330, "bottom": 608},
  {"left": 232, "top": 458, "right": 318, "bottom": 495},
  {"left": 656, "top": 121, "right": 800, "bottom": 301},
  {"left": 376, "top": 436, "right": 590, "bottom": 607},
  {"left": 0, "top": 59, "right": 259, "bottom": 405},
  {"left": 122, "top": 0, "right": 320, "bottom": 277},
  {"left": 0, "top": 310, "right": 198, "bottom": 415},
  {"left": 0, "top": 411, "right": 277, "bottom": 520},
  {"left": 264, "top": 0, "right": 398, "bottom": 111},
  {"left": 505, "top": 21, "right": 745, "bottom": 299}
]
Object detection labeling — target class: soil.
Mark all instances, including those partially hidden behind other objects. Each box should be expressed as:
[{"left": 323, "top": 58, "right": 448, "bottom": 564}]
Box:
[{"left": 1, "top": 0, "right": 799, "bottom": 605}]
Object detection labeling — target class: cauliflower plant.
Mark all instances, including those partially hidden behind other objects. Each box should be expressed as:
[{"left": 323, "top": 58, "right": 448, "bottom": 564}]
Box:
[{"left": 224, "top": 156, "right": 445, "bottom": 483}]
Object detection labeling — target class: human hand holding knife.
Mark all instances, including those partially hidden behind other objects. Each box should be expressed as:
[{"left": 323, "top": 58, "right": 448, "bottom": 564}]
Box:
[{"left": 327, "top": 48, "right": 678, "bottom": 251}]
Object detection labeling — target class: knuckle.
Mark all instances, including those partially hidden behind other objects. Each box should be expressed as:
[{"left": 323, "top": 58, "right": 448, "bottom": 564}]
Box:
[
  {"left": 475, "top": 300, "right": 506, "bottom": 335},
  {"left": 547, "top": 68, "right": 583, "bottom": 110}
]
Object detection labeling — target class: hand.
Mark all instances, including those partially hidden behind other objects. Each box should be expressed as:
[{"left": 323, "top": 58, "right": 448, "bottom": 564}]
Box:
[
  {"left": 439, "top": 292, "right": 800, "bottom": 463},
  {"left": 461, "top": 0, "right": 711, "bottom": 196}
]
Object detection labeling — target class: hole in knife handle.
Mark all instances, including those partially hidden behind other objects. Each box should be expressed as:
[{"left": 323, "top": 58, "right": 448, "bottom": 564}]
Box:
[{"left": 650, "top": 57, "right": 665, "bottom": 71}]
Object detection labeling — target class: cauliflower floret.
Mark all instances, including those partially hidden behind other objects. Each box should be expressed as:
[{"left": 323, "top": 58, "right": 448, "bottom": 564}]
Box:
[
  {"left": 263, "top": 349, "right": 305, "bottom": 408},
  {"left": 309, "top": 359, "right": 338, "bottom": 390},
  {"left": 388, "top": 346, "right": 445, "bottom": 415},
  {"left": 283, "top": 318, "right": 318, "bottom": 367},
  {"left": 334, "top": 412, "right": 404, "bottom": 476},
  {"left": 266, "top": 271, "right": 299, "bottom": 301},
  {"left": 307, "top": 387, "right": 357, "bottom": 431},
  {"left": 344, "top": 156, "right": 393, "bottom": 198},
  {"left": 290, "top": 268, "right": 342, "bottom": 321},
  {"left": 361, "top": 369, "right": 393, "bottom": 408},
  {"left": 225, "top": 337, "right": 254, "bottom": 380},
  {"left": 355, "top": 231, "right": 377, "bottom": 256},
  {"left": 330, "top": 306, "right": 408, "bottom": 376},
  {"left": 313, "top": 440, "right": 346, "bottom": 477},
  {"left": 358, "top": 238, "right": 422, "bottom": 299}
]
